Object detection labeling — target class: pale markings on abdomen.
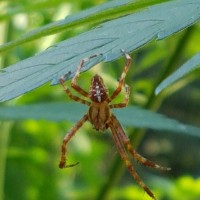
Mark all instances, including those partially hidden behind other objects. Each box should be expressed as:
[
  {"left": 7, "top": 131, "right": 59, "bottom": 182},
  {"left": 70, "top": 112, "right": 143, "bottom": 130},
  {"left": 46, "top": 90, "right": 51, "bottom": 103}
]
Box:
[{"left": 93, "top": 82, "right": 103, "bottom": 102}]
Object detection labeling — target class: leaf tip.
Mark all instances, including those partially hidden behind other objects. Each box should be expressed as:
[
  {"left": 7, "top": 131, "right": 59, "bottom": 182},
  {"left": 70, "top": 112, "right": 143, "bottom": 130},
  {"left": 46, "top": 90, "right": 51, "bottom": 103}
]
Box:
[{"left": 155, "top": 87, "right": 161, "bottom": 95}]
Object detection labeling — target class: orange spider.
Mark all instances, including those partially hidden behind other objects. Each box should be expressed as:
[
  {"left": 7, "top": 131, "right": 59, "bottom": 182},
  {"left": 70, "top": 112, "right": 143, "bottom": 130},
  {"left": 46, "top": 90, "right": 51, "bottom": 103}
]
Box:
[{"left": 59, "top": 49, "right": 170, "bottom": 200}]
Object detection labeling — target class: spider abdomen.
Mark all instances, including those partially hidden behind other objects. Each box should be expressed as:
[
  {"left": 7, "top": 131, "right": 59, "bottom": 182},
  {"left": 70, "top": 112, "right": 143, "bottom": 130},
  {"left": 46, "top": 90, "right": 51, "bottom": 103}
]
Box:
[{"left": 88, "top": 101, "right": 111, "bottom": 131}]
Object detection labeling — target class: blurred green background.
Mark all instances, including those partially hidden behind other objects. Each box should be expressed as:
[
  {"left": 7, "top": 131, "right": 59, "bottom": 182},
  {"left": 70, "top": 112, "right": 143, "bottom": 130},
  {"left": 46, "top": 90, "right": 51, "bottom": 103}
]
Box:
[{"left": 0, "top": 1, "right": 200, "bottom": 200}]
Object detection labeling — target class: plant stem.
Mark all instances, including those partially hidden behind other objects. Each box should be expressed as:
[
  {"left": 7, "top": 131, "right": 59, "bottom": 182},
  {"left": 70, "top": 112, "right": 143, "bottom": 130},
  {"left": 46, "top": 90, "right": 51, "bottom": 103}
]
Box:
[
  {"left": 0, "top": 123, "right": 11, "bottom": 200},
  {"left": 0, "top": 18, "right": 14, "bottom": 200}
]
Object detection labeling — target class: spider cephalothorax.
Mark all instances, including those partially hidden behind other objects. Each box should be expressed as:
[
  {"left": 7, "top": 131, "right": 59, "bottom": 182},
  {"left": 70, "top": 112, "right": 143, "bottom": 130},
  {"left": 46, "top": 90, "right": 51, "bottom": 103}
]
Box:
[
  {"left": 88, "top": 74, "right": 110, "bottom": 131},
  {"left": 59, "top": 50, "right": 170, "bottom": 200}
]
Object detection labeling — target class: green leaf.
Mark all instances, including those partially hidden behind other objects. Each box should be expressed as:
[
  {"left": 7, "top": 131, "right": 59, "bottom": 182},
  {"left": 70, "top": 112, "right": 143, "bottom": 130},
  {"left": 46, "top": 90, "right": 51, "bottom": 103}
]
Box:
[
  {"left": 0, "top": 0, "right": 65, "bottom": 21},
  {"left": 0, "top": 0, "right": 167, "bottom": 52},
  {"left": 0, "top": 102, "right": 199, "bottom": 137},
  {"left": 0, "top": 0, "right": 200, "bottom": 102},
  {"left": 155, "top": 52, "right": 200, "bottom": 94}
]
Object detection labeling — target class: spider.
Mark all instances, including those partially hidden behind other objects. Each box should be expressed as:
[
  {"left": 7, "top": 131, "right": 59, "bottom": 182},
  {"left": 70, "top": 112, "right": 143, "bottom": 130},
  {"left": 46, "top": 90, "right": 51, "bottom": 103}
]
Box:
[{"left": 59, "top": 49, "right": 170, "bottom": 200}]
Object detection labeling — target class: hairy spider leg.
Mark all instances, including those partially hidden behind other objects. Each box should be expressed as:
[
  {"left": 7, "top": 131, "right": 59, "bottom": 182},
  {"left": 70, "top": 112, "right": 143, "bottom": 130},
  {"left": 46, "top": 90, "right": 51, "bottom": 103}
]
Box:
[
  {"left": 109, "top": 83, "right": 130, "bottom": 109},
  {"left": 59, "top": 77, "right": 90, "bottom": 106},
  {"left": 111, "top": 114, "right": 171, "bottom": 171},
  {"left": 59, "top": 114, "right": 88, "bottom": 168},
  {"left": 71, "top": 54, "right": 100, "bottom": 97},
  {"left": 108, "top": 49, "right": 132, "bottom": 103},
  {"left": 59, "top": 54, "right": 101, "bottom": 168},
  {"left": 109, "top": 117, "right": 157, "bottom": 200}
]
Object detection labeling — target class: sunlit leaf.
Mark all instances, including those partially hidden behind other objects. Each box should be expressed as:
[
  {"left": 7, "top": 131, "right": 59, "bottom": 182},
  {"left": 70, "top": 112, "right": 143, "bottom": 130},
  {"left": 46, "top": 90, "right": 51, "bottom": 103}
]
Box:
[
  {"left": 0, "top": 0, "right": 66, "bottom": 21},
  {"left": 0, "top": 0, "right": 200, "bottom": 102},
  {"left": 155, "top": 52, "right": 200, "bottom": 94},
  {"left": 0, "top": 102, "right": 199, "bottom": 137},
  {"left": 0, "top": 0, "right": 168, "bottom": 51}
]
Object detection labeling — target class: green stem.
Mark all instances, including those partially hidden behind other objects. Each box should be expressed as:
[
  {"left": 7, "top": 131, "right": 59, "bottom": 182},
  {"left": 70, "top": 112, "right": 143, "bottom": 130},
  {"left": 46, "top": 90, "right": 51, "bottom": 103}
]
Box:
[
  {"left": 0, "top": 123, "right": 11, "bottom": 200},
  {"left": 0, "top": 18, "right": 14, "bottom": 200}
]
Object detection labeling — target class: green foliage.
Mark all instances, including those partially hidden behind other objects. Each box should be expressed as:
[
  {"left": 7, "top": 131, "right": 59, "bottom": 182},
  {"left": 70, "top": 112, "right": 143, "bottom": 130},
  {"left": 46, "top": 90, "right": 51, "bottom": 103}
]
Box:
[
  {"left": 156, "top": 52, "right": 200, "bottom": 94},
  {"left": 0, "top": 0, "right": 200, "bottom": 101},
  {"left": 0, "top": 102, "right": 200, "bottom": 137},
  {"left": 0, "top": 0, "right": 200, "bottom": 200},
  {"left": 0, "top": 0, "right": 168, "bottom": 52},
  {"left": 110, "top": 176, "right": 200, "bottom": 200}
]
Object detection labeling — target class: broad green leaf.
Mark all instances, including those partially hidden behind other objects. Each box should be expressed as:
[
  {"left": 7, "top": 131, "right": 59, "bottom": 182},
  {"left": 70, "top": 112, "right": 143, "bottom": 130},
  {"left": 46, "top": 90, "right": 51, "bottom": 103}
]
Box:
[
  {"left": 0, "top": 0, "right": 200, "bottom": 102},
  {"left": 155, "top": 52, "right": 200, "bottom": 94},
  {"left": 0, "top": 0, "right": 168, "bottom": 52},
  {"left": 0, "top": 102, "right": 199, "bottom": 138}
]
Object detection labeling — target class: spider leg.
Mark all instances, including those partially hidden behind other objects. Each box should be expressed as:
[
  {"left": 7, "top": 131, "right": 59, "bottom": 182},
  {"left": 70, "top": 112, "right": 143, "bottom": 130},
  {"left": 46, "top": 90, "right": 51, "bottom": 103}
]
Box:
[
  {"left": 60, "top": 77, "right": 90, "bottom": 106},
  {"left": 111, "top": 114, "right": 171, "bottom": 171},
  {"left": 59, "top": 114, "right": 88, "bottom": 168},
  {"left": 108, "top": 49, "right": 132, "bottom": 103},
  {"left": 108, "top": 118, "right": 157, "bottom": 200},
  {"left": 71, "top": 54, "right": 100, "bottom": 97},
  {"left": 109, "top": 83, "right": 130, "bottom": 109},
  {"left": 120, "top": 132, "right": 171, "bottom": 171}
]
